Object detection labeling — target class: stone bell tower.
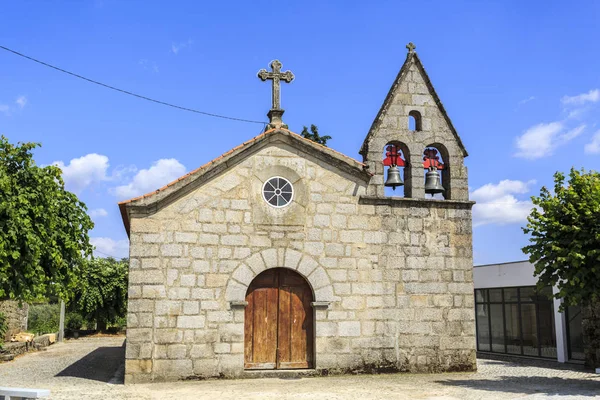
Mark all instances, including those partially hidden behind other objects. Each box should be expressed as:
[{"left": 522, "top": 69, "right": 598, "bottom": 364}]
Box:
[{"left": 360, "top": 43, "right": 469, "bottom": 201}]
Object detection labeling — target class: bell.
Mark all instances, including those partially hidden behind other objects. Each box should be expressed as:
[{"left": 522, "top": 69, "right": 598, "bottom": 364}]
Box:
[
  {"left": 424, "top": 167, "right": 445, "bottom": 195},
  {"left": 384, "top": 165, "right": 403, "bottom": 189}
]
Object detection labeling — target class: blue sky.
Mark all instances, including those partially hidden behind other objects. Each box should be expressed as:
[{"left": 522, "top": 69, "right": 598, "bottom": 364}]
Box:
[{"left": 1, "top": 1, "right": 599, "bottom": 264}]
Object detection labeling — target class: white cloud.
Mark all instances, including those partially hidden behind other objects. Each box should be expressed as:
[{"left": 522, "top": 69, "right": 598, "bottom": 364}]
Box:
[
  {"left": 514, "top": 122, "right": 585, "bottom": 159},
  {"left": 90, "top": 237, "right": 129, "bottom": 259},
  {"left": 584, "top": 130, "right": 600, "bottom": 154},
  {"left": 561, "top": 89, "right": 600, "bottom": 106},
  {"left": 16, "top": 96, "right": 27, "bottom": 109},
  {"left": 471, "top": 179, "right": 535, "bottom": 227},
  {"left": 171, "top": 39, "right": 193, "bottom": 55},
  {"left": 113, "top": 158, "right": 186, "bottom": 199},
  {"left": 518, "top": 96, "right": 536, "bottom": 105},
  {"left": 53, "top": 153, "right": 110, "bottom": 193},
  {"left": 89, "top": 208, "right": 108, "bottom": 218},
  {"left": 139, "top": 59, "right": 159, "bottom": 73},
  {"left": 0, "top": 96, "right": 27, "bottom": 115}
]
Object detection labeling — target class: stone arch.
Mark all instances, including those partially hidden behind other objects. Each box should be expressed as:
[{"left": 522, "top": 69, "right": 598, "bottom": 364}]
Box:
[
  {"left": 423, "top": 142, "right": 450, "bottom": 199},
  {"left": 408, "top": 110, "right": 422, "bottom": 131},
  {"left": 225, "top": 248, "right": 335, "bottom": 304},
  {"left": 382, "top": 141, "right": 410, "bottom": 198}
]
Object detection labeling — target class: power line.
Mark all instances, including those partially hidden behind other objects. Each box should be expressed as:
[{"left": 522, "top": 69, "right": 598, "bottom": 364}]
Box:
[{"left": 0, "top": 45, "right": 267, "bottom": 126}]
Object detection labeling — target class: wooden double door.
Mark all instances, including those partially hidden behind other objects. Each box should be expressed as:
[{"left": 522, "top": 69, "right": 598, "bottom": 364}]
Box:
[{"left": 244, "top": 268, "right": 314, "bottom": 369}]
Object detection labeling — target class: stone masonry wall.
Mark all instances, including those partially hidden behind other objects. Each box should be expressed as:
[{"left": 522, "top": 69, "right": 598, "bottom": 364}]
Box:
[
  {"left": 0, "top": 301, "right": 29, "bottom": 340},
  {"left": 362, "top": 54, "right": 469, "bottom": 202},
  {"left": 124, "top": 141, "right": 476, "bottom": 383}
]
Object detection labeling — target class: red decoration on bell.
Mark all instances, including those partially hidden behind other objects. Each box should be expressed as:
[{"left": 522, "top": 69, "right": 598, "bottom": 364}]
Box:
[
  {"left": 382, "top": 144, "right": 405, "bottom": 167},
  {"left": 422, "top": 148, "right": 444, "bottom": 170}
]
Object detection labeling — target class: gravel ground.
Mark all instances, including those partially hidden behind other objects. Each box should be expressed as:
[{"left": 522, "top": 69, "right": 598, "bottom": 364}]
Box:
[{"left": 1, "top": 336, "right": 599, "bottom": 399}]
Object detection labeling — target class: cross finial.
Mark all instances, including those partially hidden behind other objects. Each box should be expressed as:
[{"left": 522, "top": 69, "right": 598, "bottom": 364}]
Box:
[
  {"left": 258, "top": 60, "right": 294, "bottom": 129},
  {"left": 406, "top": 42, "right": 416, "bottom": 54}
]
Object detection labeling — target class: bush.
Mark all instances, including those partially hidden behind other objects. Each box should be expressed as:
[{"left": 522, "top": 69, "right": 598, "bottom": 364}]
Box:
[
  {"left": 66, "top": 312, "right": 84, "bottom": 330},
  {"left": 28, "top": 303, "right": 60, "bottom": 335}
]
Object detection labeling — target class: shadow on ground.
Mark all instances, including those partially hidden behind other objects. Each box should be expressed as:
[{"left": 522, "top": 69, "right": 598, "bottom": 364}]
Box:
[
  {"left": 56, "top": 343, "right": 125, "bottom": 383},
  {"left": 436, "top": 376, "right": 600, "bottom": 397}
]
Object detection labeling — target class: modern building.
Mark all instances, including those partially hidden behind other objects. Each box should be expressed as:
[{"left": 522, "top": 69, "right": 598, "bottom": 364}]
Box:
[{"left": 473, "top": 260, "right": 584, "bottom": 363}]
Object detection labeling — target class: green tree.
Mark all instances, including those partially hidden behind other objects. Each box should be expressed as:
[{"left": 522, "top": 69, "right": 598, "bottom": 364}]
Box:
[
  {"left": 300, "top": 125, "right": 332, "bottom": 146},
  {"left": 522, "top": 168, "right": 600, "bottom": 309},
  {"left": 0, "top": 136, "right": 94, "bottom": 302},
  {"left": 71, "top": 257, "right": 128, "bottom": 331}
]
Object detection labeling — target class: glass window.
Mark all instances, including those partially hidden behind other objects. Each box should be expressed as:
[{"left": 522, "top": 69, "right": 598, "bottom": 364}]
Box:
[
  {"left": 538, "top": 286, "right": 554, "bottom": 301},
  {"left": 567, "top": 305, "right": 585, "bottom": 361},
  {"left": 505, "top": 303, "right": 521, "bottom": 354},
  {"left": 475, "top": 289, "right": 487, "bottom": 303},
  {"left": 520, "top": 287, "right": 536, "bottom": 302},
  {"left": 474, "top": 285, "right": 556, "bottom": 359},
  {"left": 476, "top": 304, "right": 490, "bottom": 351},
  {"left": 490, "top": 304, "right": 505, "bottom": 352},
  {"left": 521, "top": 303, "right": 538, "bottom": 356},
  {"left": 262, "top": 177, "right": 294, "bottom": 208},
  {"left": 504, "top": 288, "right": 519, "bottom": 302},
  {"left": 489, "top": 289, "right": 503, "bottom": 302},
  {"left": 538, "top": 302, "right": 557, "bottom": 358}
]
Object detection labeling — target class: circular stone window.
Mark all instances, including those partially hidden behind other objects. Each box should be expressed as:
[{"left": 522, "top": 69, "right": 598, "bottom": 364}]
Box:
[{"left": 262, "top": 176, "right": 294, "bottom": 208}]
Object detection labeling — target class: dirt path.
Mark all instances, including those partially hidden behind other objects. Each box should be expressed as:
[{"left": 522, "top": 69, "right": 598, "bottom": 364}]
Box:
[{"left": 1, "top": 336, "right": 599, "bottom": 399}]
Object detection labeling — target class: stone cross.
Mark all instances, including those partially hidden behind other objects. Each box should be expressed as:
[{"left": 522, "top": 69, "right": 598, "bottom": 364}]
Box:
[
  {"left": 257, "top": 60, "right": 294, "bottom": 111},
  {"left": 406, "top": 42, "right": 416, "bottom": 54}
]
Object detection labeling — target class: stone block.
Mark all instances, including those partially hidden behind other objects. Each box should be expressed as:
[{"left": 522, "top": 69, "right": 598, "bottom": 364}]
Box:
[
  {"left": 155, "top": 329, "right": 183, "bottom": 344},
  {"left": 232, "top": 264, "right": 254, "bottom": 286},
  {"left": 130, "top": 270, "right": 164, "bottom": 285},
  {"left": 153, "top": 359, "right": 193, "bottom": 377},
  {"left": 191, "top": 288, "right": 215, "bottom": 300},
  {"left": 338, "top": 321, "right": 361, "bottom": 337},
  {"left": 192, "top": 260, "right": 210, "bottom": 273},
  {"left": 198, "top": 234, "right": 219, "bottom": 245},
  {"left": 316, "top": 322, "right": 337, "bottom": 337},
  {"left": 183, "top": 301, "right": 200, "bottom": 315},
  {"left": 221, "top": 235, "right": 248, "bottom": 246},
  {"left": 129, "top": 299, "right": 154, "bottom": 313},
  {"left": 308, "top": 267, "right": 330, "bottom": 290},
  {"left": 297, "top": 256, "right": 318, "bottom": 277},
  {"left": 206, "top": 274, "right": 229, "bottom": 287},
  {"left": 177, "top": 315, "right": 206, "bottom": 329},
  {"left": 284, "top": 248, "right": 302, "bottom": 269},
  {"left": 214, "top": 343, "right": 231, "bottom": 354},
  {"left": 128, "top": 328, "right": 152, "bottom": 343},
  {"left": 175, "top": 232, "right": 197, "bottom": 243},
  {"left": 142, "top": 285, "right": 166, "bottom": 299},
  {"left": 190, "top": 343, "right": 212, "bottom": 358},
  {"left": 207, "top": 311, "right": 233, "bottom": 322},
  {"left": 167, "top": 344, "right": 187, "bottom": 359}
]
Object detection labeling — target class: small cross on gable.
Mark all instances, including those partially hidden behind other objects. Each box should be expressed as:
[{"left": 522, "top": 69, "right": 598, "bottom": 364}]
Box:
[
  {"left": 406, "top": 42, "right": 416, "bottom": 54},
  {"left": 257, "top": 60, "right": 294, "bottom": 110},
  {"left": 258, "top": 60, "right": 295, "bottom": 129}
]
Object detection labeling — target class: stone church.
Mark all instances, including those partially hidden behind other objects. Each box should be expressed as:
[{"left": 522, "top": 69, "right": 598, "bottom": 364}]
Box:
[{"left": 119, "top": 43, "right": 476, "bottom": 383}]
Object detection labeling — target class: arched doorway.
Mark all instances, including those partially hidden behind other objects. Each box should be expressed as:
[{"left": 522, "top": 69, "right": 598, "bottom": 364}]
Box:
[{"left": 244, "top": 268, "right": 314, "bottom": 369}]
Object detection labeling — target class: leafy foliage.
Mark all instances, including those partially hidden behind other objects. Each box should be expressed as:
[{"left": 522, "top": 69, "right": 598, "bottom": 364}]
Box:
[
  {"left": 65, "top": 312, "right": 84, "bottom": 331},
  {"left": 0, "top": 136, "right": 94, "bottom": 302},
  {"left": 28, "top": 303, "right": 60, "bottom": 335},
  {"left": 71, "top": 257, "right": 128, "bottom": 331},
  {"left": 523, "top": 168, "right": 600, "bottom": 310},
  {"left": 300, "top": 125, "right": 332, "bottom": 146}
]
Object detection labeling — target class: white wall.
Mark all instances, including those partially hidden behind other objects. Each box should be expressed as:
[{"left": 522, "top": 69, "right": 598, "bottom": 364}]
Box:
[{"left": 473, "top": 260, "right": 536, "bottom": 289}]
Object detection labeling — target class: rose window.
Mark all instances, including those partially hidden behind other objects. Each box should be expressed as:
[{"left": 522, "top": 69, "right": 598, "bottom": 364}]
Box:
[{"left": 262, "top": 177, "right": 293, "bottom": 208}]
